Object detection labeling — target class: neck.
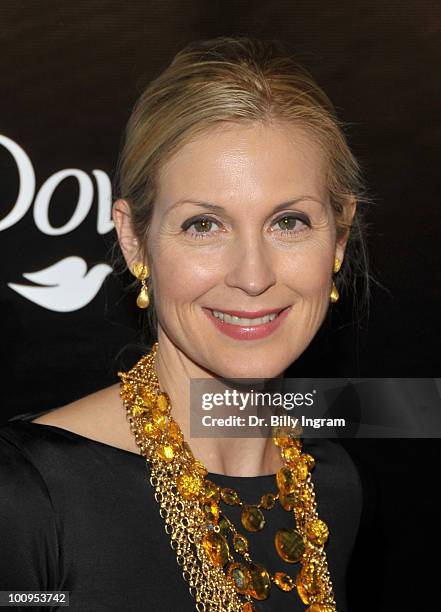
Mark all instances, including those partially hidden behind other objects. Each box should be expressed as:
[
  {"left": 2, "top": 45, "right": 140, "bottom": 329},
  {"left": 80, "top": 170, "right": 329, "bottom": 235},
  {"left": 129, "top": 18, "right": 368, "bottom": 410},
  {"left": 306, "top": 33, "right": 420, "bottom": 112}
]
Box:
[{"left": 154, "top": 332, "right": 285, "bottom": 477}]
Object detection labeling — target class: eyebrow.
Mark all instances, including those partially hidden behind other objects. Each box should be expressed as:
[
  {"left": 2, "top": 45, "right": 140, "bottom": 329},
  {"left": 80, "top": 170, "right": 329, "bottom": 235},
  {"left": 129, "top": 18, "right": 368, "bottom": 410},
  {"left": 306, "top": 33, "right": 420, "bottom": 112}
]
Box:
[{"left": 168, "top": 196, "right": 325, "bottom": 215}]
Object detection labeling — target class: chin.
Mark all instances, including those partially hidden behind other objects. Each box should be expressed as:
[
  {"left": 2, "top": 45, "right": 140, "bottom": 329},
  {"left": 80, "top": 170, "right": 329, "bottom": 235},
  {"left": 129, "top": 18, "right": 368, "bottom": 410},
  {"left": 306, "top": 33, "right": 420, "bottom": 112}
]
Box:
[{"left": 209, "top": 355, "right": 287, "bottom": 381}]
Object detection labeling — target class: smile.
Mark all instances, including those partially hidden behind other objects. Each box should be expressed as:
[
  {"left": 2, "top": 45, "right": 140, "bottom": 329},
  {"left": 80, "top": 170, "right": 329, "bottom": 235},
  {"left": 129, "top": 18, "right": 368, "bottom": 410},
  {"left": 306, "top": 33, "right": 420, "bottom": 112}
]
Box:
[{"left": 202, "top": 306, "right": 292, "bottom": 341}]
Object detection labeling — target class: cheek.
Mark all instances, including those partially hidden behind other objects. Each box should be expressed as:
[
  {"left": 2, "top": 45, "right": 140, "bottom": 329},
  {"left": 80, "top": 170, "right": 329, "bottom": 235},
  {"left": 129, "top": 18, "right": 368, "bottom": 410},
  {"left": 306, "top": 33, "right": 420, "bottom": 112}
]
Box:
[
  {"left": 300, "top": 263, "right": 330, "bottom": 297},
  {"left": 280, "top": 244, "right": 333, "bottom": 298},
  {"left": 151, "top": 245, "right": 223, "bottom": 306}
]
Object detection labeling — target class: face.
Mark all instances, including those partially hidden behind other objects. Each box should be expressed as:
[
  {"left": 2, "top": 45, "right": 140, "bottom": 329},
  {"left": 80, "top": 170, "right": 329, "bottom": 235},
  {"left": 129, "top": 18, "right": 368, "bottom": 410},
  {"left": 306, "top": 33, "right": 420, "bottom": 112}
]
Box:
[{"left": 116, "top": 121, "right": 351, "bottom": 379}]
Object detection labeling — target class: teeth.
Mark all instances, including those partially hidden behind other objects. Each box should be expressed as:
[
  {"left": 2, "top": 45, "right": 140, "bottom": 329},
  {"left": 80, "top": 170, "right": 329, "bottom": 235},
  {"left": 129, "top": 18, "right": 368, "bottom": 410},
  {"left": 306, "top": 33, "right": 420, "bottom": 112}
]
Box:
[{"left": 211, "top": 310, "right": 279, "bottom": 325}]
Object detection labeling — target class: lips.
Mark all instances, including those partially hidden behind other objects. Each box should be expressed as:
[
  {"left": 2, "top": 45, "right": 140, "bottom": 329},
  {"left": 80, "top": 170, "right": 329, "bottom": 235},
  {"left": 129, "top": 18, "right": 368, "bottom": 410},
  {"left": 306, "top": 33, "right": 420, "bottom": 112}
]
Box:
[{"left": 202, "top": 305, "right": 292, "bottom": 341}]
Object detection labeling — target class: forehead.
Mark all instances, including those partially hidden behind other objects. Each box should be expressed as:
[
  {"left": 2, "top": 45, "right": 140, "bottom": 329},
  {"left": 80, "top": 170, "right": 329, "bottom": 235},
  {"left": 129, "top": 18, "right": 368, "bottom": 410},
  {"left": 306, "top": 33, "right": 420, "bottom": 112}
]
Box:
[{"left": 156, "top": 121, "right": 329, "bottom": 204}]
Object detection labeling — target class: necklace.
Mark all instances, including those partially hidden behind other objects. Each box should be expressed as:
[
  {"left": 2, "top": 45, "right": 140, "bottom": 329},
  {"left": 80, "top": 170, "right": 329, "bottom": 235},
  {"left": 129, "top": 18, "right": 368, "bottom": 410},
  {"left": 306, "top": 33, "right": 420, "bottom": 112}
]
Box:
[{"left": 118, "top": 342, "right": 336, "bottom": 611}]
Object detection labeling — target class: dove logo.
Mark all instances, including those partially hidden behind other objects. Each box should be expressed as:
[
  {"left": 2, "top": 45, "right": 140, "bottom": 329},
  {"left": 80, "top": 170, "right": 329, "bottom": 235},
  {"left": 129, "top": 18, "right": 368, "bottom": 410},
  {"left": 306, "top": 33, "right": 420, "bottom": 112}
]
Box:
[
  {"left": 8, "top": 257, "right": 113, "bottom": 312},
  {"left": 1, "top": 135, "right": 115, "bottom": 312}
]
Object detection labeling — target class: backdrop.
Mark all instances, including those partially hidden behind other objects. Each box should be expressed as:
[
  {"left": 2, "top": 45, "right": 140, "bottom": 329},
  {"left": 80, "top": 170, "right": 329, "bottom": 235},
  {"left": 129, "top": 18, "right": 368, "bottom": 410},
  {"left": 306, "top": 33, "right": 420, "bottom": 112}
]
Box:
[{"left": 1, "top": 2, "right": 440, "bottom": 609}]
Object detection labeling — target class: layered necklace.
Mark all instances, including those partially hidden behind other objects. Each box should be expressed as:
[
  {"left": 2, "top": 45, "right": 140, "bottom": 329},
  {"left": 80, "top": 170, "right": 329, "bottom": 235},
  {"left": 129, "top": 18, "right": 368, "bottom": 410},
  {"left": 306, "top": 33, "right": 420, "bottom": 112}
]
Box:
[{"left": 118, "top": 342, "right": 336, "bottom": 611}]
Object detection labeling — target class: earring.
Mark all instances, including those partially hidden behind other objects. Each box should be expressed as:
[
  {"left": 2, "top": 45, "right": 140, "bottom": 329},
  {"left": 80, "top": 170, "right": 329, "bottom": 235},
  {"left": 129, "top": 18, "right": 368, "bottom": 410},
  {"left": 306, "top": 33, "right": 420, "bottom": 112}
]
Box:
[
  {"left": 131, "top": 262, "right": 150, "bottom": 309},
  {"left": 330, "top": 256, "right": 341, "bottom": 303},
  {"left": 333, "top": 256, "right": 342, "bottom": 273}
]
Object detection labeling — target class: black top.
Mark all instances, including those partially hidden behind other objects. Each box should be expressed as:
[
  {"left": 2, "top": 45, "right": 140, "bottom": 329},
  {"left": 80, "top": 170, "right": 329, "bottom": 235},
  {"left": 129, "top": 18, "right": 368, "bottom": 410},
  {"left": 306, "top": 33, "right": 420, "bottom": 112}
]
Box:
[{"left": 0, "top": 411, "right": 364, "bottom": 611}]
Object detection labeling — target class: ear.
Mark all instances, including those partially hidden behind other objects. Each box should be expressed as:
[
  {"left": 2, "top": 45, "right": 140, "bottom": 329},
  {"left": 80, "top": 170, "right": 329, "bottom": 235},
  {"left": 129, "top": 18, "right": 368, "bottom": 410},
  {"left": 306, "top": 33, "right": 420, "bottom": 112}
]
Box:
[
  {"left": 112, "top": 199, "right": 141, "bottom": 271},
  {"left": 335, "top": 196, "right": 357, "bottom": 264}
]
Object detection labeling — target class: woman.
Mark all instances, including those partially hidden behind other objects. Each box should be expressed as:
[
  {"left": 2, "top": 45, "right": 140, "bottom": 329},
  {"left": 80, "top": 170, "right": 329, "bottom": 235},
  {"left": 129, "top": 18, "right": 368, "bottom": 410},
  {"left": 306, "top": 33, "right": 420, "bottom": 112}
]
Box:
[{"left": 0, "top": 37, "right": 370, "bottom": 611}]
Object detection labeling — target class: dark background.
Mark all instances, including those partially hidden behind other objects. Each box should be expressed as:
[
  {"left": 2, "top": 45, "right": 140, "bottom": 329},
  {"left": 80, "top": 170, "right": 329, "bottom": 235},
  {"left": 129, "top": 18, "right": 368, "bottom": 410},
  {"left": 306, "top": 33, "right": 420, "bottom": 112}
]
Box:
[{"left": 1, "top": 1, "right": 440, "bottom": 610}]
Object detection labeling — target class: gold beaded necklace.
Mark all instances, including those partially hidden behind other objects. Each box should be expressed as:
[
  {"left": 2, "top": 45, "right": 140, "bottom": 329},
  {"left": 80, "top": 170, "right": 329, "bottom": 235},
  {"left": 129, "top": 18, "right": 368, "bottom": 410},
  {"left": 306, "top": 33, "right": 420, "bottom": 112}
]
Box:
[{"left": 118, "top": 342, "right": 337, "bottom": 611}]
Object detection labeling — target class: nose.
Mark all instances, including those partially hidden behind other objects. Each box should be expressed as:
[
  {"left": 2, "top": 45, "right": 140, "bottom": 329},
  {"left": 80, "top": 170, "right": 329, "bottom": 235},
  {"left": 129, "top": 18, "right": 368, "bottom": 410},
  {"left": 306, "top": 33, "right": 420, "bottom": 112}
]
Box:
[{"left": 224, "top": 232, "right": 277, "bottom": 296}]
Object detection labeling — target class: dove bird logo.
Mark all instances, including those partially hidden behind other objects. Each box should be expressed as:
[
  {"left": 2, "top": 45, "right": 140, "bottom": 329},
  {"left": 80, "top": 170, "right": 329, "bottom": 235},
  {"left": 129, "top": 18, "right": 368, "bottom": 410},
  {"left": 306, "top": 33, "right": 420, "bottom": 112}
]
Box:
[
  {"left": 1, "top": 135, "right": 115, "bottom": 312},
  {"left": 8, "top": 257, "right": 113, "bottom": 312}
]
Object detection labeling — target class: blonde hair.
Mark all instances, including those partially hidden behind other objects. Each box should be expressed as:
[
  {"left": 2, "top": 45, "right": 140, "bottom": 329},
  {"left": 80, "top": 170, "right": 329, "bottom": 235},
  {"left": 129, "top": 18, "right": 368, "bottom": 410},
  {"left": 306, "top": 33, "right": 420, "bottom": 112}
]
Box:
[{"left": 114, "top": 36, "right": 372, "bottom": 340}]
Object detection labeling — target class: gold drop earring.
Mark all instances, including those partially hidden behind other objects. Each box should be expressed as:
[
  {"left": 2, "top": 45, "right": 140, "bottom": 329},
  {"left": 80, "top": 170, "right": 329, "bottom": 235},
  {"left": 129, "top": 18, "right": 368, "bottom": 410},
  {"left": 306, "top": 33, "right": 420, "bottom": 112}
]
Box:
[
  {"left": 330, "top": 256, "right": 341, "bottom": 303},
  {"left": 131, "top": 262, "right": 150, "bottom": 309}
]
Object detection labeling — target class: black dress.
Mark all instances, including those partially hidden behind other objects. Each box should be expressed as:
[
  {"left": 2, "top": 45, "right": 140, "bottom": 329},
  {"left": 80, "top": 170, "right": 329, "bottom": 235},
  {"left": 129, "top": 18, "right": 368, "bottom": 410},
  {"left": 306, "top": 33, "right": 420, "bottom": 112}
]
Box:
[{"left": 0, "top": 411, "right": 364, "bottom": 611}]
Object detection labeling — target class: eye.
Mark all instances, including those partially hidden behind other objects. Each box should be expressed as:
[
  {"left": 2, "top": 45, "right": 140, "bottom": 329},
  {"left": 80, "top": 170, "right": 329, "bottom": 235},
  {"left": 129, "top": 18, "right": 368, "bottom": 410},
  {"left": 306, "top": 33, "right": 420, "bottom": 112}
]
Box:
[
  {"left": 270, "top": 214, "right": 310, "bottom": 236},
  {"left": 181, "top": 215, "right": 222, "bottom": 239}
]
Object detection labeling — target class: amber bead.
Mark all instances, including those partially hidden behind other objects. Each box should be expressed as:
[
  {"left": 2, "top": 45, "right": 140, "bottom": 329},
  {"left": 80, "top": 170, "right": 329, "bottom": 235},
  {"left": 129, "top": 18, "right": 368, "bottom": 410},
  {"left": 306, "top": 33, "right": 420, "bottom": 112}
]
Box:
[
  {"left": 260, "top": 493, "right": 276, "bottom": 509},
  {"left": 305, "top": 519, "right": 329, "bottom": 545},
  {"left": 155, "top": 444, "right": 175, "bottom": 462},
  {"left": 152, "top": 412, "right": 168, "bottom": 430},
  {"left": 307, "top": 604, "right": 336, "bottom": 612},
  {"left": 248, "top": 563, "right": 271, "bottom": 600},
  {"left": 194, "top": 459, "right": 208, "bottom": 477},
  {"left": 202, "top": 500, "right": 220, "bottom": 523},
  {"left": 242, "top": 602, "right": 257, "bottom": 612},
  {"left": 156, "top": 392, "right": 170, "bottom": 413},
  {"left": 296, "top": 563, "right": 322, "bottom": 604},
  {"left": 202, "top": 480, "right": 220, "bottom": 502},
  {"left": 278, "top": 490, "right": 297, "bottom": 511},
  {"left": 227, "top": 562, "right": 250, "bottom": 594},
  {"left": 221, "top": 488, "right": 240, "bottom": 505},
  {"left": 176, "top": 472, "right": 203, "bottom": 499},
  {"left": 132, "top": 402, "right": 148, "bottom": 417},
  {"left": 281, "top": 445, "right": 301, "bottom": 463},
  {"left": 241, "top": 505, "right": 265, "bottom": 532},
  {"left": 218, "top": 514, "right": 230, "bottom": 536},
  {"left": 274, "top": 528, "right": 305, "bottom": 563},
  {"left": 201, "top": 531, "right": 229, "bottom": 566},
  {"left": 140, "top": 388, "right": 156, "bottom": 407},
  {"left": 233, "top": 533, "right": 248, "bottom": 554},
  {"left": 276, "top": 466, "right": 297, "bottom": 494},
  {"left": 273, "top": 571, "right": 295, "bottom": 591}
]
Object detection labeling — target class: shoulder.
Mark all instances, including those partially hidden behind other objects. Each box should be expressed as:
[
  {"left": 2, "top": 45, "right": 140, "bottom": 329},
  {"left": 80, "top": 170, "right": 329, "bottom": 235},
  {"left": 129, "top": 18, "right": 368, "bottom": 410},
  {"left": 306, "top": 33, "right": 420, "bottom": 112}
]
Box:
[
  {"left": 27, "top": 382, "right": 138, "bottom": 454},
  {"left": 30, "top": 383, "right": 121, "bottom": 430}
]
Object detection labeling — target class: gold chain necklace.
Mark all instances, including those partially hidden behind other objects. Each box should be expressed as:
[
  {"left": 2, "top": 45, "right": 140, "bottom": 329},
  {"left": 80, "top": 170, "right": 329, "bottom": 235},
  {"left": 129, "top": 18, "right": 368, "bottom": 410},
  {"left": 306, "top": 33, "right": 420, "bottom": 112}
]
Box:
[{"left": 118, "top": 342, "right": 337, "bottom": 611}]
